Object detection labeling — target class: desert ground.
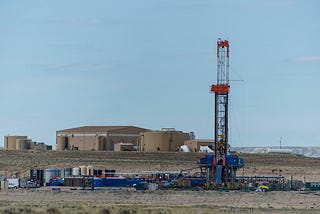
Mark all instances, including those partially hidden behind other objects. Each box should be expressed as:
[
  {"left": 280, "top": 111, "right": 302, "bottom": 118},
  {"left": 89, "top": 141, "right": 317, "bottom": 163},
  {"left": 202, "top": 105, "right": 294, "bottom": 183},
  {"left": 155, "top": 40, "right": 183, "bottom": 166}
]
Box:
[
  {"left": 2, "top": 189, "right": 320, "bottom": 214},
  {"left": 1, "top": 150, "right": 320, "bottom": 213}
]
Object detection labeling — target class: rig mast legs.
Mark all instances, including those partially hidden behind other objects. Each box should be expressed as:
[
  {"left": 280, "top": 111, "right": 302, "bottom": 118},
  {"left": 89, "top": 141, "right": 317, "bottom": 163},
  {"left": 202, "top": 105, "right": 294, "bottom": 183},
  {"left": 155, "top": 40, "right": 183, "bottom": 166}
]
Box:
[{"left": 198, "top": 39, "right": 244, "bottom": 189}]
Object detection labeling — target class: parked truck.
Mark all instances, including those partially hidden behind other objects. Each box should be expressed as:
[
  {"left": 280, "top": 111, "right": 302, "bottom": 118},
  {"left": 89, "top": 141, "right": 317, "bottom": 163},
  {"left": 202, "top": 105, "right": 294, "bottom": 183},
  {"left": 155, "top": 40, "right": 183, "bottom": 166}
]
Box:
[{"left": 7, "top": 178, "right": 19, "bottom": 189}]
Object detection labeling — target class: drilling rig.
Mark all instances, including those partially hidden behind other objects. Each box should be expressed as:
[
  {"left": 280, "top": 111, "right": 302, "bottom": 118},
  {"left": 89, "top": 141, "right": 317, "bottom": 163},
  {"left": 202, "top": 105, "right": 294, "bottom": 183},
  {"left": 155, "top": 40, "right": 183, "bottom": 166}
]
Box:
[{"left": 199, "top": 39, "right": 244, "bottom": 189}]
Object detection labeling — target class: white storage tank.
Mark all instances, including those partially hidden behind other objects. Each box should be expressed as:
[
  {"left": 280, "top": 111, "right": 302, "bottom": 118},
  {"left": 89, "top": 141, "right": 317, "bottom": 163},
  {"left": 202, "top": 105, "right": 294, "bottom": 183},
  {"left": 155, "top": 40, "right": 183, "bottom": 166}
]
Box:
[
  {"left": 57, "top": 136, "right": 68, "bottom": 151},
  {"left": 72, "top": 167, "right": 80, "bottom": 176},
  {"left": 80, "top": 166, "right": 87, "bottom": 176},
  {"left": 87, "top": 166, "right": 94, "bottom": 176},
  {"left": 63, "top": 168, "right": 72, "bottom": 177}
]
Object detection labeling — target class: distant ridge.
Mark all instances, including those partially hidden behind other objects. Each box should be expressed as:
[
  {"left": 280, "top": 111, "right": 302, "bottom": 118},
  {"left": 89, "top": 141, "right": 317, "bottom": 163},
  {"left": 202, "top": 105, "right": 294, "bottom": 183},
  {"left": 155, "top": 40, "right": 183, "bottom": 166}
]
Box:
[{"left": 233, "top": 146, "right": 320, "bottom": 158}]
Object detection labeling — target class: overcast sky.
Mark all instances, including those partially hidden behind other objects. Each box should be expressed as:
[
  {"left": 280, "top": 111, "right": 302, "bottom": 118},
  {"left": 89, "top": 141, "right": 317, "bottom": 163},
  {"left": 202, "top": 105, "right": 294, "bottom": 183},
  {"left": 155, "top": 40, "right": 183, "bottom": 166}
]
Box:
[{"left": 0, "top": 0, "right": 319, "bottom": 147}]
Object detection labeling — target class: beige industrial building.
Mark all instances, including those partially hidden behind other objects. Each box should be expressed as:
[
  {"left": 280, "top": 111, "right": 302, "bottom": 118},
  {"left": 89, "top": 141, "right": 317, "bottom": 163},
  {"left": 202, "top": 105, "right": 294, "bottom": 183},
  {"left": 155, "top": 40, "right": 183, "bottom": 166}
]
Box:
[
  {"left": 138, "top": 128, "right": 190, "bottom": 152},
  {"left": 4, "top": 136, "right": 51, "bottom": 151},
  {"left": 56, "top": 126, "right": 148, "bottom": 151},
  {"left": 184, "top": 139, "right": 214, "bottom": 152},
  {"left": 4, "top": 136, "right": 28, "bottom": 150}
]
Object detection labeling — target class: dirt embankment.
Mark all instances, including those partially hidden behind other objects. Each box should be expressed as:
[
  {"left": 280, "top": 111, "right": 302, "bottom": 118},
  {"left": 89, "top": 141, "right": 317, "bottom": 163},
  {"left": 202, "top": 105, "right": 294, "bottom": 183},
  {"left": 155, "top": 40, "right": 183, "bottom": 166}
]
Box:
[{"left": 1, "top": 150, "right": 319, "bottom": 181}]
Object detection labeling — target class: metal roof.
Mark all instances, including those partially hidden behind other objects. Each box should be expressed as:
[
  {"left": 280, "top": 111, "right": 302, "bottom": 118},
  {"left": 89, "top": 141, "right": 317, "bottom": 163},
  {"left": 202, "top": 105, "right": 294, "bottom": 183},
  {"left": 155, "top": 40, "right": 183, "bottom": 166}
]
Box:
[{"left": 56, "top": 126, "right": 147, "bottom": 134}]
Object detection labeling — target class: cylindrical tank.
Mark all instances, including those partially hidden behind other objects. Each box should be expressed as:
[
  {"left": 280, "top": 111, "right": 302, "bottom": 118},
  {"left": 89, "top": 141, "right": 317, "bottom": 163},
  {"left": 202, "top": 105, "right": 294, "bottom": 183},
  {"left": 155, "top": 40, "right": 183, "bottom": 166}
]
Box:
[
  {"left": 95, "top": 136, "right": 104, "bottom": 151},
  {"left": 57, "top": 137, "right": 68, "bottom": 151},
  {"left": 98, "top": 136, "right": 106, "bottom": 151},
  {"left": 16, "top": 139, "right": 30, "bottom": 151},
  {"left": 45, "top": 168, "right": 61, "bottom": 183},
  {"left": 72, "top": 167, "right": 80, "bottom": 176},
  {"left": 0, "top": 180, "right": 9, "bottom": 190},
  {"left": 29, "top": 141, "right": 36, "bottom": 150},
  {"left": 140, "top": 131, "right": 168, "bottom": 152},
  {"left": 6, "top": 136, "right": 18, "bottom": 150},
  {"left": 87, "top": 166, "right": 94, "bottom": 176},
  {"left": 5, "top": 136, "right": 28, "bottom": 150},
  {"left": 140, "top": 131, "right": 189, "bottom": 152},
  {"left": 15, "top": 139, "right": 21, "bottom": 150},
  {"left": 80, "top": 166, "right": 87, "bottom": 176},
  {"left": 63, "top": 168, "right": 72, "bottom": 177},
  {"left": 22, "top": 140, "right": 30, "bottom": 150},
  {"left": 30, "top": 169, "right": 44, "bottom": 186},
  {"left": 105, "top": 140, "right": 114, "bottom": 151}
]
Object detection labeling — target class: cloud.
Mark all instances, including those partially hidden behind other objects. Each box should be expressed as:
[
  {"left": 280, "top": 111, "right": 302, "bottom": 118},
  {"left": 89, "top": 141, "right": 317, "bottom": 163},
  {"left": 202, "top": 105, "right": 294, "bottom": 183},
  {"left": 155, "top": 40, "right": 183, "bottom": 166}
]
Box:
[{"left": 291, "top": 56, "right": 320, "bottom": 63}]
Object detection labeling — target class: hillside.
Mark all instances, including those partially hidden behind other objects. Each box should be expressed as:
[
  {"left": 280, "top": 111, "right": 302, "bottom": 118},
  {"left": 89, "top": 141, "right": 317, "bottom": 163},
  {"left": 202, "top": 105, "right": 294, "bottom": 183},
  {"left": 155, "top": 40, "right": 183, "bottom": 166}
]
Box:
[
  {"left": 234, "top": 146, "right": 320, "bottom": 157},
  {"left": 1, "top": 150, "right": 319, "bottom": 181}
]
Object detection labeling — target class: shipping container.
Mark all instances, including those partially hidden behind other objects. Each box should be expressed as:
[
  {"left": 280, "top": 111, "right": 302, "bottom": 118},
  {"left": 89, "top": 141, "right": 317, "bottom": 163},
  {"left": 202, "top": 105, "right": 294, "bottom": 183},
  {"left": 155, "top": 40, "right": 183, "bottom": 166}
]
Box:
[
  {"left": 135, "top": 182, "right": 148, "bottom": 190},
  {"left": 93, "top": 178, "right": 103, "bottom": 187},
  {"left": 64, "top": 177, "right": 83, "bottom": 187},
  {"left": 19, "top": 178, "right": 29, "bottom": 188},
  {"left": 102, "top": 177, "right": 126, "bottom": 187},
  {"left": 125, "top": 178, "right": 145, "bottom": 187},
  {"left": 190, "top": 178, "right": 206, "bottom": 186},
  {"left": 64, "top": 177, "right": 93, "bottom": 188}
]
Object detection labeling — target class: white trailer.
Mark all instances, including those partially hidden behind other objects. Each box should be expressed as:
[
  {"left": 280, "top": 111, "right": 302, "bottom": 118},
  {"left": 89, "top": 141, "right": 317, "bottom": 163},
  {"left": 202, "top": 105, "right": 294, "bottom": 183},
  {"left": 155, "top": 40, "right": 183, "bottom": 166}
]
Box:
[{"left": 7, "top": 178, "right": 20, "bottom": 188}]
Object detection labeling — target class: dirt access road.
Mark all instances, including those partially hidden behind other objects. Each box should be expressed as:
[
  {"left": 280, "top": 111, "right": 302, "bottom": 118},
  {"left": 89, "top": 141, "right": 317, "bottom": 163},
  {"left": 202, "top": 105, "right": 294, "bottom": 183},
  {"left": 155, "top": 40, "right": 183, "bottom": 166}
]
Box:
[{"left": 1, "top": 188, "right": 320, "bottom": 214}]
